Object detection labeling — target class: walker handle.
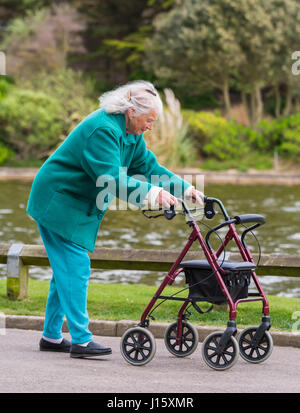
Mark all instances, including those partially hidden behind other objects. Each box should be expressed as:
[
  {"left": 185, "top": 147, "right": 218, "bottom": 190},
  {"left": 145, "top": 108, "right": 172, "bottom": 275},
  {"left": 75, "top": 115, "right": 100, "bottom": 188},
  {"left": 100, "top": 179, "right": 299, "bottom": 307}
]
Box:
[
  {"left": 204, "top": 197, "right": 230, "bottom": 220},
  {"left": 141, "top": 205, "right": 177, "bottom": 220},
  {"left": 164, "top": 205, "right": 177, "bottom": 220},
  {"left": 234, "top": 214, "right": 266, "bottom": 225}
]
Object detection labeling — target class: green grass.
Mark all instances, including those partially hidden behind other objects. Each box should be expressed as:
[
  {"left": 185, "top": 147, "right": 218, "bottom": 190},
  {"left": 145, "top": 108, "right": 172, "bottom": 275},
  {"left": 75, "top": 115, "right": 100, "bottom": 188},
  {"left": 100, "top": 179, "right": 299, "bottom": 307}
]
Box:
[{"left": 0, "top": 279, "right": 299, "bottom": 332}]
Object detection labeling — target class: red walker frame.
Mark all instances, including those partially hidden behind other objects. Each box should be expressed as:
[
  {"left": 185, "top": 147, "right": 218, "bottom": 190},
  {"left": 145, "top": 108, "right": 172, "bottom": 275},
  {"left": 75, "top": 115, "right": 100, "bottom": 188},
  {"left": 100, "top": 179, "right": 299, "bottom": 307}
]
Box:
[{"left": 140, "top": 197, "right": 270, "bottom": 346}]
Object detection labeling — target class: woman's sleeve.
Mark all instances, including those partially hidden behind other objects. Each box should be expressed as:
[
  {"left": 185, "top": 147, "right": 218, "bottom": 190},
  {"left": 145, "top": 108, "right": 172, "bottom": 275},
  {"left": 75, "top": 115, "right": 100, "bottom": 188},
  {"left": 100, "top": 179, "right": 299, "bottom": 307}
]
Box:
[
  {"left": 81, "top": 128, "right": 152, "bottom": 209},
  {"left": 128, "top": 136, "right": 192, "bottom": 198}
]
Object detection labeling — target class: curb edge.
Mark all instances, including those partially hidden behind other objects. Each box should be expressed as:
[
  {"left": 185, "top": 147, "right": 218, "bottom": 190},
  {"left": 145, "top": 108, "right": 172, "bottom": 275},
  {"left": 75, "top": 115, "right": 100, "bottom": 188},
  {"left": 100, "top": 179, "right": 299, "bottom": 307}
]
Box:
[{"left": 4, "top": 315, "right": 300, "bottom": 348}]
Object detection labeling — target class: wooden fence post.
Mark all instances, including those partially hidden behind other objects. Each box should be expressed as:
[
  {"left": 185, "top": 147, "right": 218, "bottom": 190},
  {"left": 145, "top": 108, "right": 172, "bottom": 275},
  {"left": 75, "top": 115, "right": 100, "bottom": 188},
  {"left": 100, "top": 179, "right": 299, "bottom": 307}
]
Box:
[{"left": 6, "top": 243, "right": 29, "bottom": 299}]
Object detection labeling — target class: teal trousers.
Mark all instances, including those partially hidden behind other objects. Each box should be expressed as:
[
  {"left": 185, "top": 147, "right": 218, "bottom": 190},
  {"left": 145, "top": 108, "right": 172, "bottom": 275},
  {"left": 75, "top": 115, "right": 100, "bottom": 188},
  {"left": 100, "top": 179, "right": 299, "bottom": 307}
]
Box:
[{"left": 37, "top": 223, "right": 93, "bottom": 344}]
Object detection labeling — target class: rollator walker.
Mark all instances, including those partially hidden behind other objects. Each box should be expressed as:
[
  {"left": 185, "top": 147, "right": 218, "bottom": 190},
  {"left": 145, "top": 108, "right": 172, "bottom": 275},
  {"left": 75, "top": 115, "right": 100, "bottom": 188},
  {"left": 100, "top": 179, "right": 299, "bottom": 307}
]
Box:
[{"left": 120, "top": 196, "right": 273, "bottom": 370}]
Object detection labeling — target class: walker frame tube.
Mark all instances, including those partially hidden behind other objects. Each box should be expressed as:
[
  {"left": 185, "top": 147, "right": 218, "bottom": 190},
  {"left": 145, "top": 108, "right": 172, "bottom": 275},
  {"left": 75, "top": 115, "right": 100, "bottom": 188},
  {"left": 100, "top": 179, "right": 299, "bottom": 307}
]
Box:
[{"left": 140, "top": 214, "right": 269, "bottom": 343}]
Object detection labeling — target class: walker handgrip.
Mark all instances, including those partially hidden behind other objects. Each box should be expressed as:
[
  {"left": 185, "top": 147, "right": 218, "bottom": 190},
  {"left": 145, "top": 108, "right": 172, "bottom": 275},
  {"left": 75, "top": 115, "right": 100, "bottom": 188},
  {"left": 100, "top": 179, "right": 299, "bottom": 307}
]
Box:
[
  {"left": 164, "top": 205, "right": 176, "bottom": 220},
  {"left": 204, "top": 197, "right": 230, "bottom": 220},
  {"left": 234, "top": 214, "right": 266, "bottom": 225},
  {"left": 204, "top": 198, "right": 217, "bottom": 219}
]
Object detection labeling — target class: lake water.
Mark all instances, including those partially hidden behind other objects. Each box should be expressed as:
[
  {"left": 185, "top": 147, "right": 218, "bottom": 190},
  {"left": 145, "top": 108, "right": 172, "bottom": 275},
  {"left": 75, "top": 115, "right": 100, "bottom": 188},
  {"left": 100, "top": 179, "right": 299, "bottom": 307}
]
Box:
[{"left": 0, "top": 181, "right": 299, "bottom": 297}]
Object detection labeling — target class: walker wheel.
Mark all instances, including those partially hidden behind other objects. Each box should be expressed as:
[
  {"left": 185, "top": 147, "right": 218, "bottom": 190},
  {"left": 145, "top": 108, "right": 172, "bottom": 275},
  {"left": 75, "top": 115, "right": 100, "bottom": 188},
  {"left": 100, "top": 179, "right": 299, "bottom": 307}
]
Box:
[
  {"left": 120, "top": 327, "right": 156, "bottom": 366},
  {"left": 164, "top": 321, "right": 199, "bottom": 357},
  {"left": 237, "top": 326, "right": 273, "bottom": 364},
  {"left": 201, "top": 331, "right": 239, "bottom": 371}
]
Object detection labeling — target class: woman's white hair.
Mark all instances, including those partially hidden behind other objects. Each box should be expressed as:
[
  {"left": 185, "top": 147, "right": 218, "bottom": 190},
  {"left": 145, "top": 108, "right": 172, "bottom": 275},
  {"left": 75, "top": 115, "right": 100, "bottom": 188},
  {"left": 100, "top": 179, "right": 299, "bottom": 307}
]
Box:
[{"left": 99, "top": 80, "right": 163, "bottom": 117}]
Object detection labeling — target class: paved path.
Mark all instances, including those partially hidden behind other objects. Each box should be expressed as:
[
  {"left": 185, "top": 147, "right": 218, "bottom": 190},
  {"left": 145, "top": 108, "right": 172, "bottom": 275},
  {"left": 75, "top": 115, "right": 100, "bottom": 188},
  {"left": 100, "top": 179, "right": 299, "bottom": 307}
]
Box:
[{"left": 0, "top": 329, "right": 300, "bottom": 394}]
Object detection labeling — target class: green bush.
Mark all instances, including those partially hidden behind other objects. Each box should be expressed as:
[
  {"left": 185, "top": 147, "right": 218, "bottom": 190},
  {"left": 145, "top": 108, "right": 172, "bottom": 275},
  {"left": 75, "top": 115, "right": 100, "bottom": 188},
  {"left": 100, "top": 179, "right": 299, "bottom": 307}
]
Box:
[
  {"left": 280, "top": 128, "right": 300, "bottom": 161},
  {"left": 0, "top": 141, "right": 14, "bottom": 165},
  {"left": 0, "top": 69, "right": 97, "bottom": 161},
  {"left": 184, "top": 109, "right": 300, "bottom": 169},
  {"left": 255, "top": 118, "right": 286, "bottom": 151},
  {"left": 183, "top": 110, "right": 255, "bottom": 161},
  {"left": 183, "top": 110, "right": 226, "bottom": 148},
  {"left": 256, "top": 114, "right": 300, "bottom": 161},
  {"left": 21, "top": 69, "right": 97, "bottom": 134},
  {"left": 0, "top": 76, "right": 14, "bottom": 100},
  {"left": 0, "top": 88, "right": 64, "bottom": 160},
  {"left": 202, "top": 120, "right": 252, "bottom": 161}
]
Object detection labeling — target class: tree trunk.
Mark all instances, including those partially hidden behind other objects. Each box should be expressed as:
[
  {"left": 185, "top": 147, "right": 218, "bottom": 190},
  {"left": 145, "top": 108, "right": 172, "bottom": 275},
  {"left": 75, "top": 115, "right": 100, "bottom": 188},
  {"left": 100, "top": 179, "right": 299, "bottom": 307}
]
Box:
[
  {"left": 249, "top": 89, "right": 256, "bottom": 128},
  {"left": 255, "top": 81, "right": 263, "bottom": 125},
  {"left": 283, "top": 83, "right": 292, "bottom": 117},
  {"left": 222, "top": 76, "right": 231, "bottom": 119},
  {"left": 250, "top": 82, "right": 263, "bottom": 127},
  {"left": 274, "top": 84, "right": 281, "bottom": 118},
  {"left": 241, "top": 90, "right": 251, "bottom": 126},
  {"left": 294, "top": 98, "right": 300, "bottom": 113}
]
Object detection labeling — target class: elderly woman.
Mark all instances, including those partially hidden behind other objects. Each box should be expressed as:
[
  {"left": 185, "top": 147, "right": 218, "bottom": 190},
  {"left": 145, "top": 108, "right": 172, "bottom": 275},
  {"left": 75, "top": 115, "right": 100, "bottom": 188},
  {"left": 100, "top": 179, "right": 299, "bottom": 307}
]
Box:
[{"left": 26, "top": 80, "right": 203, "bottom": 359}]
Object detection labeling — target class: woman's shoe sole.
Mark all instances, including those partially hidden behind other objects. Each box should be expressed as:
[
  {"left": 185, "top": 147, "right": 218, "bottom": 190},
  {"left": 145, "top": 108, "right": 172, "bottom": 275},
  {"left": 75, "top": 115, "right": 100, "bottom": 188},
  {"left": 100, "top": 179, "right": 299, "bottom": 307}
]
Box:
[{"left": 70, "top": 350, "right": 112, "bottom": 358}]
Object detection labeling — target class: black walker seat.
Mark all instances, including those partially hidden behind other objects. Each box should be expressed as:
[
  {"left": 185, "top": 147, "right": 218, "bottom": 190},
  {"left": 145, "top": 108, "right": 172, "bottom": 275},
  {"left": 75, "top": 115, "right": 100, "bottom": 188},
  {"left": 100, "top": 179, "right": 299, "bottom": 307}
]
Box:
[
  {"left": 181, "top": 260, "right": 256, "bottom": 306},
  {"left": 180, "top": 260, "right": 256, "bottom": 271}
]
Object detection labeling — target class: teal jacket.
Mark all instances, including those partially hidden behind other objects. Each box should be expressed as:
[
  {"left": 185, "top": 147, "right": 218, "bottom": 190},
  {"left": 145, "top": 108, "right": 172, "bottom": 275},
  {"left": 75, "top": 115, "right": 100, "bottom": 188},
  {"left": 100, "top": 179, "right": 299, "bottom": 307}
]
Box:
[{"left": 26, "top": 109, "right": 191, "bottom": 252}]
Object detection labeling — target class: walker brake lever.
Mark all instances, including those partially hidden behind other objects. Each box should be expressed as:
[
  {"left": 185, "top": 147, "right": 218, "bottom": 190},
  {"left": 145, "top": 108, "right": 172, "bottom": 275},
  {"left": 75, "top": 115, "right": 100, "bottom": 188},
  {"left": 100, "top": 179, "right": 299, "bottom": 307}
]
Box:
[
  {"left": 204, "top": 198, "right": 217, "bottom": 219},
  {"left": 141, "top": 209, "right": 164, "bottom": 219},
  {"left": 164, "top": 205, "right": 177, "bottom": 220},
  {"left": 142, "top": 205, "right": 177, "bottom": 220}
]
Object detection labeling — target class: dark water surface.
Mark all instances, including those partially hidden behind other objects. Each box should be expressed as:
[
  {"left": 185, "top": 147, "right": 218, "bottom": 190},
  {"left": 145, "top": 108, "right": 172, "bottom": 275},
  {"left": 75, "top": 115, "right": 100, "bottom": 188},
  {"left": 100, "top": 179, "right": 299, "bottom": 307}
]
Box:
[{"left": 0, "top": 181, "right": 299, "bottom": 297}]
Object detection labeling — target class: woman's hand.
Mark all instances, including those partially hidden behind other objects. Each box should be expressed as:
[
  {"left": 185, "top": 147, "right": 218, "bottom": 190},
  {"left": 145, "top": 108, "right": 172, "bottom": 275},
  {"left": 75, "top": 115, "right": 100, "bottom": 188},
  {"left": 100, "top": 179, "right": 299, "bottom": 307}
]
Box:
[
  {"left": 155, "top": 187, "right": 204, "bottom": 209},
  {"left": 185, "top": 186, "right": 205, "bottom": 205},
  {"left": 156, "top": 189, "right": 178, "bottom": 209}
]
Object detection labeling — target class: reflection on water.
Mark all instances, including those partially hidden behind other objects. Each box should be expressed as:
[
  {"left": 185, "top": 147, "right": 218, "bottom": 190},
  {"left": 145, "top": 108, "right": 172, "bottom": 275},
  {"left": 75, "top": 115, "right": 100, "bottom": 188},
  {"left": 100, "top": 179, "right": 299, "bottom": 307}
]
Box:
[{"left": 0, "top": 181, "right": 299, "bottom": 297}]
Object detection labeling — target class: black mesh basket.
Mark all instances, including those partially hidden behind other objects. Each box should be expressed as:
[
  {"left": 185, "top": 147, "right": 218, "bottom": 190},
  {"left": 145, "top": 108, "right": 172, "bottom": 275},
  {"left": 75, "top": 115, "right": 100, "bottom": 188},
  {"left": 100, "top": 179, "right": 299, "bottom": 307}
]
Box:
[{"left": 185, "top": 268, "right": 251, "bottom": 305}]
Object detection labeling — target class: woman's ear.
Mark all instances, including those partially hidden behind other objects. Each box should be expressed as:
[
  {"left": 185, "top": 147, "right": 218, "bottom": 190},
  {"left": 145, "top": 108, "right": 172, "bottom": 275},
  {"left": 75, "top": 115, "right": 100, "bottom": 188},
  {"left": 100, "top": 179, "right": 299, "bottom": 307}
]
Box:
[{"left": 127, "top": 106, "right": 135, "bottom": 119}]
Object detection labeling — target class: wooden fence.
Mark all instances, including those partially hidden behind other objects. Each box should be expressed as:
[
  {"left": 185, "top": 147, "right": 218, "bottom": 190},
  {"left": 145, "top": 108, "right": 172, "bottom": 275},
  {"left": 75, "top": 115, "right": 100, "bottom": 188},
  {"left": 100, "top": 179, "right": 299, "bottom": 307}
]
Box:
[{"left": 0, "top": 243, "right": 300, "bottom": 299}]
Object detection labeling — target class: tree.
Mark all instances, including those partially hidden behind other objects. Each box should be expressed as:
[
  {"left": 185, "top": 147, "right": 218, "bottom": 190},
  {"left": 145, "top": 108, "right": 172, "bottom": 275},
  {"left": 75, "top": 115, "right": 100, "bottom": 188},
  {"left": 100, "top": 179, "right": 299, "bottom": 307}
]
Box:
[
  {"left": 224, "top": 0, "right": 300, "bottom": 125},
  {"left": 0, "top": 3, "right": 85, "bottom": 80},
  {"left": 266, "top": 0, "right": 300, "bottom": 117},
  {"left": 145, "top": 0, "right": 300, "bottom": 125},
  {"left": 144, "top": 0, "right": 244, "bottom": 118},
  {"left": 73, "top": 0, "right": 175, "bottom": 88},
  {"left": 0, "top": 0, "right": 57, "bottom": 28}
]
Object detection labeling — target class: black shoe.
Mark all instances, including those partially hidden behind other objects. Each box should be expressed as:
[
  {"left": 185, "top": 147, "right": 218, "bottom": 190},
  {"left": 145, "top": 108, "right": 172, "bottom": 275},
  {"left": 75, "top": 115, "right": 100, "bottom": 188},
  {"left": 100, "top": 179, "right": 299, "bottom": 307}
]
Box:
[
  {"left": 70, "top": 341, "right": 112, "bottom": 358},
  {"left": 39, "top": 338, "right": 71, "bottom": 353}
]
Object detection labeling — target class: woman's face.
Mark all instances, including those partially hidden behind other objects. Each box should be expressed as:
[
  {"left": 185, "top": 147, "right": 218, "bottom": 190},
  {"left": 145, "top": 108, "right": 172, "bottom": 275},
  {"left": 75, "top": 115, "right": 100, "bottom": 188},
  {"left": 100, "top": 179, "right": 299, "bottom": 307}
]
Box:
[{"left": 126, "top": 108, "right": 158, "bottom": 135}]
